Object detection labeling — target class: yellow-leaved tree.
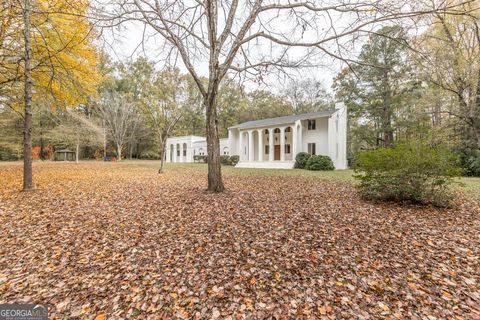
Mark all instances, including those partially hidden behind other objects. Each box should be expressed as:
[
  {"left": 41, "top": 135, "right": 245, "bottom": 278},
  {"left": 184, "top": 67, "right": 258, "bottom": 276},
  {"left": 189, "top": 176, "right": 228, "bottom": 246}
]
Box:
[{"left": 0, "top": 0, "right": 100, "bottom": 190}]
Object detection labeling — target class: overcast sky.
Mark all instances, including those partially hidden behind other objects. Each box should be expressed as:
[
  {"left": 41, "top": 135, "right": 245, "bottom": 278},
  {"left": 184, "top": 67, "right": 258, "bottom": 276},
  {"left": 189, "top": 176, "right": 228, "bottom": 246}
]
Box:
[{"left": 102, "top": 22, "right": 349, "bottom": 95}]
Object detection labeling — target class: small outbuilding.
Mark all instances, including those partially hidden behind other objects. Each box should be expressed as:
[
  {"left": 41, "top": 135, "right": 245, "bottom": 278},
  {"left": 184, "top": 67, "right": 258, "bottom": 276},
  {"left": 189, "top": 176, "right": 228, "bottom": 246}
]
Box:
[{"left": 54, "top": 149, "right": 75, "bottom": 161}]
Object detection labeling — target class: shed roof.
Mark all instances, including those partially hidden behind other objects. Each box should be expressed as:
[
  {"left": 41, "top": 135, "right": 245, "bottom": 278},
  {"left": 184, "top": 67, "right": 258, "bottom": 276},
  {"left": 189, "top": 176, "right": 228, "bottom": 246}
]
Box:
[{"left": 229, "top": 109, "right": 337, "bottom": 130}]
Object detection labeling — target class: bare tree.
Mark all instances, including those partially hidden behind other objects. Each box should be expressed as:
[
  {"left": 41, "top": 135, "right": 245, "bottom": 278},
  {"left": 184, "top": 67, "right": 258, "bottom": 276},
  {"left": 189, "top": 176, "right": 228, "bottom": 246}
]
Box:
[
  {"left": 413, "top": 2, "right": 480, "bottom": 147},
  {"left": 96, "top": 91, "right": 138, "bottom": 160},
  {"left": 104, "top": 0, "right": 470, "bottom": 192},
  {"left": 284, "top": 78, "right": 332, "bottom": 114}
]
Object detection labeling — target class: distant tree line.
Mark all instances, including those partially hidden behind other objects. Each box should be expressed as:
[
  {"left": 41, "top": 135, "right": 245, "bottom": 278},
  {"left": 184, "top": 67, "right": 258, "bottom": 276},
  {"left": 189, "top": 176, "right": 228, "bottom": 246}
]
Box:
[{"left": 0, "top": 54, "right": 332, "bottom": 164}]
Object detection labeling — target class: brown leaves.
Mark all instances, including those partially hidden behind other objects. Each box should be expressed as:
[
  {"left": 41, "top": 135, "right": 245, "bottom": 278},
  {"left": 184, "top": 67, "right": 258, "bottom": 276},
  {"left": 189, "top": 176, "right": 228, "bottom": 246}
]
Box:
[{"left": 0, "top": 162, "right": 479, "bottom": 319}]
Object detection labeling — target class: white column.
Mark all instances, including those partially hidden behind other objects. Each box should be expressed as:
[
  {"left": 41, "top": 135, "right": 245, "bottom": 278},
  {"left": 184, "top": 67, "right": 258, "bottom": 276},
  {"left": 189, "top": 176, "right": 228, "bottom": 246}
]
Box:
[
  {"left": 280, "top": 127, "right": 285, "bottom": 161},
  {"left": 292, "top": 123, "right": 298, "bottom": 158},
  {"left": 257, "top": 129, "right": 263, "bottom": 161},
  {"left": 248, "top": 130, "right": 254, "bottom": 162},
  {"left": 173, "top": 144, "right": 177, "bottom": 163},
  {"left": 239, "top": 131, "right": 243, "bottom": 161},
  {"left": 268, "top": 128, "right": 274, "bottom": 162},
  {"left": 166, "top": 145, "right": 171, "bottom": 163},
  {"left": 298, "top": 122, "right": 303, "bottom": 153},
  {"left": 179, "top": 144, "right": 183, "bottom": 163},
  {"left": 186, "top": 144, "right": 192, "bottom": 162}
]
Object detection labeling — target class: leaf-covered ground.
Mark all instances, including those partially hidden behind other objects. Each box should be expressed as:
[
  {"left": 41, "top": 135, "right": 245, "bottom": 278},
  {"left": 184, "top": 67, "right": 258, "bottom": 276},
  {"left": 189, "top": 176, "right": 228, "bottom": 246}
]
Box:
[{"left": 0, "top": 161, "right": 479, "bottom": 319}]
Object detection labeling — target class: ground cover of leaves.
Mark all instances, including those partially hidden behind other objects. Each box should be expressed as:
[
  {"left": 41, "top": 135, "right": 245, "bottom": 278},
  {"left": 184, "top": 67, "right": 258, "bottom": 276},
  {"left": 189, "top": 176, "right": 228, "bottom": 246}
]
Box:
[{"left": 0, "top": 162, "right": 479, "bottom": 320}]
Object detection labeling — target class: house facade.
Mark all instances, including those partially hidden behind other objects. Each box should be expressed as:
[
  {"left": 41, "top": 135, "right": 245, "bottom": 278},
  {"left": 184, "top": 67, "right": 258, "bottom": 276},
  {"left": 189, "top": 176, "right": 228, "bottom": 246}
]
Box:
[
  {"left": 165, "top": 135, "right": 230, "bottom": 163},
  {"left": 165, "top": 103, "right": 347, "bottom": 169}
]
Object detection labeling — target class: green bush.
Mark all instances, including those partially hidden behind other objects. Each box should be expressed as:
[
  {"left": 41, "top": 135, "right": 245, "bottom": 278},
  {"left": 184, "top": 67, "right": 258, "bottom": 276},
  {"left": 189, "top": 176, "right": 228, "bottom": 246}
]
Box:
[
  {"left": 306, "top": 155, "right": 335, "bottom": 171},
  {"left": 0, "top": 147, "right": 11, "bottom": 161},
  {"left": 220, "top": 155, "right": 231, "bottom": 165},
  {"left": 295, "top": 152, "right": 311, "bottom": 169},
  {"left": 140, "top": 150, "right": 160, "bottom": 160},
  {"left": 229, "top": 155, "right": 240, "bottom": 166},
  {"left": 194, "top": 155, "right": 207, "bottom": 163},
  {"left": 456, "top": 147, "right": 480, "bottom": 177},
  {"left": 0, "top": 147, "right": 17, "bottom": 161},
  {"left": 354, "top": 142, "right": 461, "bottom": 206}
]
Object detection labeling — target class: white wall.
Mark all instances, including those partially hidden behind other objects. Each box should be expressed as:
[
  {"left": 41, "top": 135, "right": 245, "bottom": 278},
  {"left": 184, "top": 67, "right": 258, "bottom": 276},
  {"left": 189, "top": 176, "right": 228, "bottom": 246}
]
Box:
[
  {"left": 327, "top": 103, "right": 347, "bottom": 169},
  {"left": 302, "top": 117, "right": 329, "bottom": 155}
]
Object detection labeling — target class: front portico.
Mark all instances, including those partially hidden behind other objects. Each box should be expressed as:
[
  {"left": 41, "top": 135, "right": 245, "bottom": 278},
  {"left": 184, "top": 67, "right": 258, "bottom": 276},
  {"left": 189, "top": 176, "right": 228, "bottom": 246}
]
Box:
[{"left": 231, "top": 124, "right": 300, "bottom": 169}]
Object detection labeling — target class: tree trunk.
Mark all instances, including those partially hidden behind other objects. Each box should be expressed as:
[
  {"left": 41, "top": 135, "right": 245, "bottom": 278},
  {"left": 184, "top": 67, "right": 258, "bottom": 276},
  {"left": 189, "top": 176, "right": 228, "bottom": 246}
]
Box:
[
  {"left": 205, "top": 92, "right": 224, "bottom": 192},
  {"left": 103, "top": 120, "right": 107, "bottom": 160},
  {"left": 75, "top": 133, "right": 80, "bottom": 164},
  {"left": 117, "top": 145, "right": 122, "bottom": 161},
  {"left": 473, "top": 70, "right": 480, "bottom": 148},
  {"left": 158, "top": 135, "right": 167, "bottom": 174},
  {"left": 382, "top": 69, "right": 394, "bottom": 148},
  {"left": 22, "top": 0, "right": 33, "bottom": 191},
  {"left": 40, "top": 116, "right": 45, "bottom": 160}
]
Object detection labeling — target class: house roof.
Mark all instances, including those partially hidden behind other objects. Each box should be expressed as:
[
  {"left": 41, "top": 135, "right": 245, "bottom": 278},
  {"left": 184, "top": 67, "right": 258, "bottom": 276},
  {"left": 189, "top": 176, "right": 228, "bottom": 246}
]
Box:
[
  {"left": 229, "top": 109, "right": 337, "bottom": 130},
  {"left": 166, "top": 135, "right": 206, "bottom": 141}
]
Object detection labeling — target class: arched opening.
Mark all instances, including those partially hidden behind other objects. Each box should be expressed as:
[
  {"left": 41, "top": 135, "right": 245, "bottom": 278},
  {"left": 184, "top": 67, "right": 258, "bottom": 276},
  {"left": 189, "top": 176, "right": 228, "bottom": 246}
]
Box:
[
  {"left": 182, "top": 143, "right": 187, "bottom": 158},
  {"left": 223, "top": 146, "right": 229, "bottom": 155},
  {"left": 170, "top": 144, "right": 174, "bottom": 162},
  {"left": 273, "top": 128, "right": 281, "bottom": 160},
  {"left": 176, "top": 143, "right": 181, "bottom": 158},
  {"left": 284, "top": 126, "right": 293, "bottom": 160}
]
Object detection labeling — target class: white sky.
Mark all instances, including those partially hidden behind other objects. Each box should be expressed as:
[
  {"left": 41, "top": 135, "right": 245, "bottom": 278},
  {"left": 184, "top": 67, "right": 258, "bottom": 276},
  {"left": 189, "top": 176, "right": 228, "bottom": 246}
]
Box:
[{"left": 102, "top": 22, "right": 350, "bottom": 95}]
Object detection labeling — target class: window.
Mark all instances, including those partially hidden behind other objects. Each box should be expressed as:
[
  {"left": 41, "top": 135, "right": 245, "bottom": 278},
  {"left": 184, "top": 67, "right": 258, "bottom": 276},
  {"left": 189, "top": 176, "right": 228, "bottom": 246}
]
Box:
[
  {"left": 223, "top": 147, "right": 229, "bottom": 155},
  {"left": 183, "top": 149, "right": 187, "bottom": 156},
  {"left": 274, "top": 128, "right": 280, "bottom": 133},
  {"left": 264, "top": 129, "right": 269, "bottom": 135},
  {"left": 285, "top": 127, "right": 291, "bottom": 133},
  {"left": 285, "top": 144, "right": 291, "bottom": 154},
  {"left": 177, "top": 149, "right": 180, "bottom": 156},
  {"left": 308, "top": 143, "right": 316, "bottom": 155},
  {"left": 265, "top": 145, "right": 269, "bottom": 155},
  {"left": 307, "top": 119, "right": 316, "bottom": 130}
]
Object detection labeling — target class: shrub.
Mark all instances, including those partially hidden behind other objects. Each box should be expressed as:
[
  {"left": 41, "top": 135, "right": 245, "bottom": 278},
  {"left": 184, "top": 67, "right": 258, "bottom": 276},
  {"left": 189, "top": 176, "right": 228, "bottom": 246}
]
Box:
[
  {"left": 0, "top": 147, "right": 13, "bottom": 161},
  {"left": 295, "top": 152, "right": 311, "bottom": 169},
  {"left": 354, "top": 142, "right": 461, "bottom": 206},
  {"left": 456, "top": 147, "right": 480, "bottom": 177},
  {"left": 140, "top": 150, "right": 160, "bottom": 160},
  {"left": 194, "top": 155, "right": 207, "bottom": 163},
  {"left": 306, "top": 155, "right": 335, "bottom": 171},
  {"left": 229, "top": 155, "right": 240, "bottom": 166},
  {"left": 220, "top": 155, "right": 231, "bottom": 165}
]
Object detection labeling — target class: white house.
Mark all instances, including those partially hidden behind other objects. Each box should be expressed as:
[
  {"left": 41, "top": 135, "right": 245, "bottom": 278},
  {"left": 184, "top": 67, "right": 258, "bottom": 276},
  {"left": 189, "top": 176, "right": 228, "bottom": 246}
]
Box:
[
  {"left": 165, "top": 103, "right": 347, "bottom": 169},
  {"left": 165, "top": 135, "right": 230, "bottom": 163}
]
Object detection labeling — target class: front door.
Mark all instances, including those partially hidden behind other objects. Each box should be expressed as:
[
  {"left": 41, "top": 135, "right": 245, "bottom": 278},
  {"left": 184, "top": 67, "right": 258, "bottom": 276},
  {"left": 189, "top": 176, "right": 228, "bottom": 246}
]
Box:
[{"left": 274, "top": 145, "right": 281, "bottom": 160}]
